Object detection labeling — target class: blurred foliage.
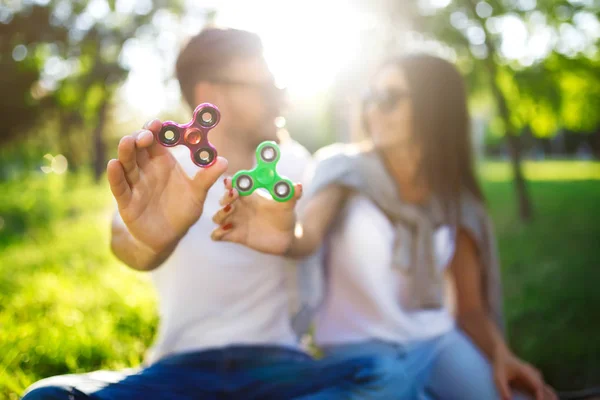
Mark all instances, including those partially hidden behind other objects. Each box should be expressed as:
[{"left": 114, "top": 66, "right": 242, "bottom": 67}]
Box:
[
  {"left": 0, "top": 0, "right": 186, "bottom": 178},
  {"left": 412, "top": 0, "right": 600, "bottom": 140},
  {"left": 350, "top": 0, "right": 600, "bottom": 140}
]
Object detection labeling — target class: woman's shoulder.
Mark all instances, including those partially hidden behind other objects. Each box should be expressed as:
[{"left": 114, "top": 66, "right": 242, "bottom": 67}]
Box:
[
  {"left": 313, "top": 141, "right": 373, "bottom": 164},
  {"left": 304, "top": 142, "right": 373, "bottom": 195}
]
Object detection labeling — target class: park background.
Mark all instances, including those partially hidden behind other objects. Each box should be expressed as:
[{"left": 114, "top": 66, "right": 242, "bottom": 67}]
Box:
[{"left": 1, "top": 0, "right": 599, "bottom": 398}]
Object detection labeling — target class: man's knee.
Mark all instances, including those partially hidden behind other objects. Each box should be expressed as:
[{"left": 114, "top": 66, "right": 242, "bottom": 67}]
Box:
[
  {"left": 22, "top": 374, "right": 90, "bottom": 400},
  {"left": 22, "top": 385, "right": 74, "bottom": 400}
]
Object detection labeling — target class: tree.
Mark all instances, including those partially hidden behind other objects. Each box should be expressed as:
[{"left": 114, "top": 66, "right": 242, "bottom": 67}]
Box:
[
  {"left": 0, "top": 0, "right": 186, "bottom": 180},
  {"left": 350, "top": 0, "right": 599, "bottom": 221}
]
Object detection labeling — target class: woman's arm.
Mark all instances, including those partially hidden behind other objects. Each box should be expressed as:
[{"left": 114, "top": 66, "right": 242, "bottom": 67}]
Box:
[
  {"left": 450, "top": 229, "right": 554, "bottom": 400},
  {"left": 211, "top": 179, "right": 348, "bottom": 258},
  {"left": 450, "top": 229, "right": 507, "bottom": 359},
  {"left": 285, "top": 185, "right": 348, "bottom": 258}
]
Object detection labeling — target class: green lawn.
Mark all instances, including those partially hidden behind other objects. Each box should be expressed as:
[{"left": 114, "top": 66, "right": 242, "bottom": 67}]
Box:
[{"left": 0, "top": 161, "right": 599, "bottom": 398}]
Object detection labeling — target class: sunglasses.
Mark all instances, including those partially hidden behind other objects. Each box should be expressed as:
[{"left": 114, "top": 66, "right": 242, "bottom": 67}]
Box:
[{"left": 364, "top": 87, "right": 411, "bottom": 113}]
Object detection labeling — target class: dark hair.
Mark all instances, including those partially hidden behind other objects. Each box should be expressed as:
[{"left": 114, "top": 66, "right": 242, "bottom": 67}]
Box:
[
  {"left": 374, "top": 54, "right": 485, "bottom": 220},
  {"left": 175, "top": 28, "right": 264, "bottom": 109}
]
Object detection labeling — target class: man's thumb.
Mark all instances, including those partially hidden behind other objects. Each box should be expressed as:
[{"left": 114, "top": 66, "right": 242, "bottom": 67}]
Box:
[{"left": 192, "top": 156, "right": 228, "bottom": 193}]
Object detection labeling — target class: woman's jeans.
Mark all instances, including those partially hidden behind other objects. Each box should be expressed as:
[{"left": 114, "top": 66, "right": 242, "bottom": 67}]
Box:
[
  {"left": 323, "top": 328, "right": 532, "bottom": 400},
  {"left": 22, "top": 345, "right": 376, "bottom": 400}
]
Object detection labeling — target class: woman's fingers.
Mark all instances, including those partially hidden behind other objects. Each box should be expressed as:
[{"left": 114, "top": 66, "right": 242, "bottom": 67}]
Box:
[
  {"left": 211, "top": 222, "right": 243, "bottom": 243},
  {"left": 224, "top": 176, "right": 233, "bottom": 190},
  {"left": 219, "top": 181, "right": 239, "bottom": 206},
  {"left": 212, "top": 203, "right": 235, "bottom": 225},
  {"left": 543, "top": 385, "right": 557, "bottom": 400},
  {"left": 286, "top": 183, "right": 303, "bottom": 208},
  {"left": 517, "top": 364, "right": 545, "bottom": 400},
  {"left": 493, "top": 365, "right": 511, "bottom": 400}
]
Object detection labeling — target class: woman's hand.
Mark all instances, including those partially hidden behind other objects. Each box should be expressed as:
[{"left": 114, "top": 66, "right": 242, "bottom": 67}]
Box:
[
  {"left": 210, "top": 177, "right": 303, "bottom": 255},
  {"left": 493, "top": 349, "right": 557, "bottom": 400}
]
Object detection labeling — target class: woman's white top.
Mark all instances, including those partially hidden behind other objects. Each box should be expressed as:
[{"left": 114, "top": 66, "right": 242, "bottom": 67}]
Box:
[{"left": 314, "top": 194, "right": 456, "bottom": 346}]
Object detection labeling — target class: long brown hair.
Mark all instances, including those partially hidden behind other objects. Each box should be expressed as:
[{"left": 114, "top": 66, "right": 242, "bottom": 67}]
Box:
[{"left": 366, "top": 54, "right": 485, "bottom": 221}]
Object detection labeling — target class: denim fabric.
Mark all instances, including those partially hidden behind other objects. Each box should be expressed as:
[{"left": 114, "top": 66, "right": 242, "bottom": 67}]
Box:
[
  {"left": 323, "top": 329, "right": 532, "bottom": 400},
  {"left": 22, "top": 345, "right": 376, "bottom": 400}
]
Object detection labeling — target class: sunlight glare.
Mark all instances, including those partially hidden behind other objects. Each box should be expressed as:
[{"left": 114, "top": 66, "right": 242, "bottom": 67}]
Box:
[{"left": 215, "top": 0, "right": 368, "bottom": 97}]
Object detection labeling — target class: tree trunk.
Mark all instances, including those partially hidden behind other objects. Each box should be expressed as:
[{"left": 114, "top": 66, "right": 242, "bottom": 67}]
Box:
[
  {"left": 464, "top": 0, "right": 533, "bottom": 222},
  {"left": 93, "top": 99, "right": 108, "bottom": 182},
  {"left": 58, "top": 112, "right": 79, "bottom": 172},
  {"left": 487, "top": 66, "right": 533, "bottom": 222}
]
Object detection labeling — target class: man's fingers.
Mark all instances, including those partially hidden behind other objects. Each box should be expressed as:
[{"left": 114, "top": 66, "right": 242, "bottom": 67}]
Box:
[
  {"left": 107, "top": 159, "right": 132, "bottom": 209},
  {"left": 131, "top": 130, "right": 152, "bottom": 169},
  {"left": 117, "top": 135, "right": 140, "bottom": 185},
  {"left": 143, "top": 118, "right": 162, "bottom": 133},
  {"left": 191, "top": 156, "right": 228, "bottom": 198},
  {"left": 141, "top": 119, "right": 173, "bottom": 159},
  {"left": 135, "top": 129, "right": 155, "bottom": 149}
]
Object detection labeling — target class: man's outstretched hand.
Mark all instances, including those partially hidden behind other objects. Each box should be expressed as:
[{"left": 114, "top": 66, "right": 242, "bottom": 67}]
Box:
[{"left": 107, "top": 119, "right": 227, "bottom": 255}]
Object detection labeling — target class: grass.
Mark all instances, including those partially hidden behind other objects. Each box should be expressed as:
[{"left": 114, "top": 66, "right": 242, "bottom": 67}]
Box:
[
  {"left": 482, "top": 160, "right": 600, "bottom": 390},
  {"left": 0, "top": 161, "right": 599, "bottom": 398},
  {"left": 481, "top": 160, "right": 600, "bottom": 182},
  {"left": 0, "top": 173, "right": 157, "bottom": 399}
]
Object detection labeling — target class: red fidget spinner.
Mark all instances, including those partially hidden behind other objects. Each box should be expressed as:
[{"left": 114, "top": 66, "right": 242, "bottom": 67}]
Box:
[{"left": 155, "top": 103, "right": 220, "bottom": 167}]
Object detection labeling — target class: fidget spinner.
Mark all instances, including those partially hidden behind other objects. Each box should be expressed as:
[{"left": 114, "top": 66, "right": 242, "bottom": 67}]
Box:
[
  {"left": 232, "top": 141, "right": 295, "bottom": 202},
  {"left": 155, "top": 103, "right": 220, "bottom": 167}
]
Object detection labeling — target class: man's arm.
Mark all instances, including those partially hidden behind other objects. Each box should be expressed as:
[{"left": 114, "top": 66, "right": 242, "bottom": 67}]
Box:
[
  {"left": 110, "top": 212, "right": 179, "bottom": 272},
  {"left": 106, "top": 121, "right": 227, "bottom": 271}
]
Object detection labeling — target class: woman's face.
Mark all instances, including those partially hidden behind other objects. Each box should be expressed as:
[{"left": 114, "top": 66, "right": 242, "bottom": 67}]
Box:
[{"left": 364, "top": 65, "right": 413, "bottom": 149}]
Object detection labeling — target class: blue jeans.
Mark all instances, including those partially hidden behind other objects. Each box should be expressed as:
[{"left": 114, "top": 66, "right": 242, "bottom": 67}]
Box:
[
  {"left": 22, "top": 345, "right": 376, "bottom": 400},
  {"left": 322, "top": 329, "right": 532, "bottom": 400}
]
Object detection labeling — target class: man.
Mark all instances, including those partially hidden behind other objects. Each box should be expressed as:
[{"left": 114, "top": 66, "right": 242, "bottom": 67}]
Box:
[{"left": 23, "top": 28, "right": 372, "bottom": 400}]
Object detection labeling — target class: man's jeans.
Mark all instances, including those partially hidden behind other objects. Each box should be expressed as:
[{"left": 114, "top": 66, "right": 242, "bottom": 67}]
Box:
[{"left": 22, "top": 345, "right": 376, "bottom": 400}]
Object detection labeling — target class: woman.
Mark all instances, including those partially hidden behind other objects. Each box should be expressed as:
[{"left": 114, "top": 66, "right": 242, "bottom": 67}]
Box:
[{"left": 211, "top": 54, "right": 555, "bottom": 399}]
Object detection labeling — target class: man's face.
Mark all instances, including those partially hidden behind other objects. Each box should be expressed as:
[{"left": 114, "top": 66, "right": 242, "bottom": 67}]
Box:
[{"left": 211, "top": 56, "right": 284, "bottom": 147}]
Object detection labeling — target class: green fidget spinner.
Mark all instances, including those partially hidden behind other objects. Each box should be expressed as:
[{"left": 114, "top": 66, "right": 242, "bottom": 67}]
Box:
[{"left": 232, "top": 141, "right": 295, "bottom": 202}]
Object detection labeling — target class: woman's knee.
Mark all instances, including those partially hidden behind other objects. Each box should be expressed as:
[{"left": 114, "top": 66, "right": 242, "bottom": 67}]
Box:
[{"left": 424, "top": 330, "right": 500, "bottom": 400}]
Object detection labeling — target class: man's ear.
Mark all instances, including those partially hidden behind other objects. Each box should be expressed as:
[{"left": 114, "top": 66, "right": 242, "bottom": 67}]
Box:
[{"left": 193, "top": 81, "right": 222, "bottom": 108}]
